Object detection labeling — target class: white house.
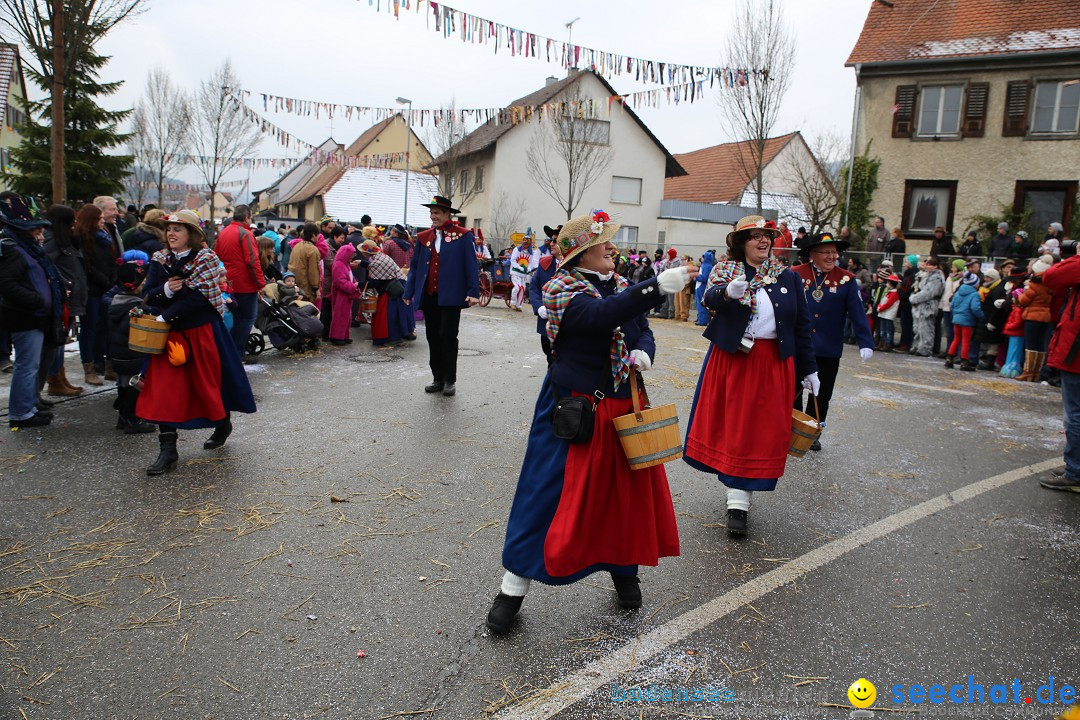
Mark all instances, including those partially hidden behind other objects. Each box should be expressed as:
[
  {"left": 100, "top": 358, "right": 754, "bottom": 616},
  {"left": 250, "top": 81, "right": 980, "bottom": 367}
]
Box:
[
  {"left": 432, "top": 69, "right": 686, "bottom": 249},
  {"left": 664, "top": 132, "right": 828, "bottom": 231}
]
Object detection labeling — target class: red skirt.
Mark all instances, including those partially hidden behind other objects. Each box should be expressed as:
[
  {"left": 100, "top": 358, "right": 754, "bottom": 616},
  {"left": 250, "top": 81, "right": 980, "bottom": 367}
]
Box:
[
  {"left": 684, "top": 340, "right": 794, "bottom": 479},
  {"left": 370, "top": 293, "right": 389, "bottom": 343},
  {"left": 136, "top": 324, "right": 225, "bottom": 426},
  {"left": 542, "top": 392, "right": 680, "bottom": 578}
]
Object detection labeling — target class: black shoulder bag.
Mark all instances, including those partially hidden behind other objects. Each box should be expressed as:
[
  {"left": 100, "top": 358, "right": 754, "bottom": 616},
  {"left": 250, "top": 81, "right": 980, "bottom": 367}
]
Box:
[{"left": 550, "top": 364, "right": 609, "bottom": 444}]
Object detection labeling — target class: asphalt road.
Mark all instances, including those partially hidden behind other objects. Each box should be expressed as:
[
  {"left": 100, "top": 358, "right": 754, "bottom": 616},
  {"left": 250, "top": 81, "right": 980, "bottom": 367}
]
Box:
[{"left": 1, "top": 304, "right": 1076, "bottom": 720}]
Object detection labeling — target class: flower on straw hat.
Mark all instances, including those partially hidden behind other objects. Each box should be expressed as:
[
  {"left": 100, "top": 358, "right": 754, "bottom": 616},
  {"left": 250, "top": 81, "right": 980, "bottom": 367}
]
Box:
[
  {"left": 725, "top": 215, "right": 781, "bottom": 250},
  {"left": 361, "top": 225, "right": 380, "bottom": 241},
  {"left": 358, "top": 239, "right": 380, "bottom": 255},
  {"left": 164, "top": 209, "right": 204, "bottom": 240},
  {"left": 557, "top": 210, "right": 620, "bottom": 265}
]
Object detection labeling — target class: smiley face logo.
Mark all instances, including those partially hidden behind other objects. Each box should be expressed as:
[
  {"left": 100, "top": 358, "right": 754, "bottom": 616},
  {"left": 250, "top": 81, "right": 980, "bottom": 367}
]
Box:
[{"left": 847, "top": 678, "right": 876, "bottom": 709}]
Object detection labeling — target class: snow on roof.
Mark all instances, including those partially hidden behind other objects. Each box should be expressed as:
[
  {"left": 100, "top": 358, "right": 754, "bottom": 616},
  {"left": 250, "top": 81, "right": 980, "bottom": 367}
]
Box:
[
  {"left": 322, "top": 167, "right": 440, "bottom": 226},
  {"left": 910, "top": 27, "right": 1080, "bottom": 59}
]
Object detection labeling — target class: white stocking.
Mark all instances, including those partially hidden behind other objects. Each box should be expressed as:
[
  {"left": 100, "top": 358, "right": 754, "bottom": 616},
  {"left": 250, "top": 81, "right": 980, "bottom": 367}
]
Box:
[
  {"left": 726, "top": 488, "right": 752, "bottom": 512},
  {"left": 500, "top": 571, "right": 531, "bottom": 597}
]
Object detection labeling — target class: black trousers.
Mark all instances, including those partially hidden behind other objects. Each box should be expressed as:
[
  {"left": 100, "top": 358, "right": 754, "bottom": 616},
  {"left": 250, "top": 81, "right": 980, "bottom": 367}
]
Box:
[
  {"left": 794, "top": 355, "right": 841, "bottom": 424},
  {"left": 421, "top": 293, "right": 462, "bottom": 383},
  {"left": 320, "top": 294, "right": 333, "bottom": 339}
]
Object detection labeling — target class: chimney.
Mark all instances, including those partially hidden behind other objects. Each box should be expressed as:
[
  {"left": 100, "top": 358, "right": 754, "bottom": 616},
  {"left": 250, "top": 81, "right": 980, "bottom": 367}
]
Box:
[{"left": 545, "top": 76, "right": 558, "bottom": 87}]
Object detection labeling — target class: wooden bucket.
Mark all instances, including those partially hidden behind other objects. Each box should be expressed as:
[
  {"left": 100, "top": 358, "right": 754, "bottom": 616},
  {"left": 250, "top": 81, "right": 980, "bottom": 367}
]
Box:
[
  {"left": 360, "top": 284, "right": 378, "bottom": 313},
  {"left": 128, "top": 315, "right": 171, "bottom": 354},
  {"left": 612, "top": 367, "right": 683, "bottom": 470},
  {"left": 789, "top": 394, "right": 822, "bottom": 458}
]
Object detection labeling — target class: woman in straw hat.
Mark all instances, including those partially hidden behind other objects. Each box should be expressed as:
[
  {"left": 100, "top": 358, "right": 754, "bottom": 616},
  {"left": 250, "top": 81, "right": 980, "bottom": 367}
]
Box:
[
  {"left": 486, "top": 210, "right": 697, "bottom": 636},
  {"left": 136, "top": 210, "right": 256, "bottom": 475},
  {"left": 683, "top": 216, "right": 818, "bottom": 537}
]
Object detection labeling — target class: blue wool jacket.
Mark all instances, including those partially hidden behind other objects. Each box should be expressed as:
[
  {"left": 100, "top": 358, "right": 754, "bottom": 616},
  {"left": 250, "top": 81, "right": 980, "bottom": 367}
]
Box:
[
  {"left": 404, "top": 222, "right": 481, "bottom": 307},
  {"left": 794, "top": 264, "right": 875, "bottom": 358},
  {"left": 549, "top": 274, "right": 664, "bottom": 399},
  {"left": 701, "top": 264, "right": 817, "bottom": 380},
  {"left": 530, "top": 255, "right": 558, "bottom": 334},
  {"left": 949, "top": 283, "right": 985, "bottom": 327}
]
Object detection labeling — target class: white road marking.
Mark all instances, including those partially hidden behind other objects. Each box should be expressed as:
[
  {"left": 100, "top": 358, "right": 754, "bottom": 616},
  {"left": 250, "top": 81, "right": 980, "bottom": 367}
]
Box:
[
  {"left": 491, "top": 457, "right": 1061, "bottom": 720},
  {"left": 852, "top": 375, "right": 976, "bottom": 396}
]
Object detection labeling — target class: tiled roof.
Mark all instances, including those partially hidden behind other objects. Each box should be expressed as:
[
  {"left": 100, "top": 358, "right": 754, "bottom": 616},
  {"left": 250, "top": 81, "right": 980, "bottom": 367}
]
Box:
[
  {"left": 322, "top": 167, "right": 440, "bottom": 226},
  {"left": 847, "top": 0, "right": 1080, "bottom": 66},
  {"left": 433, "top": 69, "right": 686, "bottom": 178},
  {"left": 663, "top": 133, "right": 798, "bottom": 204}
]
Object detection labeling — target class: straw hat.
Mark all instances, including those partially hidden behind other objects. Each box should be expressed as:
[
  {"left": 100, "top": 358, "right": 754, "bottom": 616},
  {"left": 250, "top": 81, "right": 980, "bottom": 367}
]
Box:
[
  {"left": 557, "top": 210, "right": 620, "bottom": 264},
  {"left": 358, "top": 239, "right": 380, "bottom": 255},
  {"left": 163, "top": 210, "right": 204, "bottom": 241},
  {"left": 725, "top": 215, "right": 781, "bottom": 251}
]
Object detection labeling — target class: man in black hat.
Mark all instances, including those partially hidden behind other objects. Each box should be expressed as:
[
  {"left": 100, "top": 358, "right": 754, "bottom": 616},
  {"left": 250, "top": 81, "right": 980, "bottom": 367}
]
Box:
[
  {"left": 793, "top": 232, "right": 874, "bottom": 450},
  {"left": 403, "top": 196, "right": 481, "bottom": 397}
]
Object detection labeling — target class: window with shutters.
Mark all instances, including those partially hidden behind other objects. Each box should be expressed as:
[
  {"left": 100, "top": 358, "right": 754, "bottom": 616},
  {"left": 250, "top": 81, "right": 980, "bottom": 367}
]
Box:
[
  {"left": 1002, "top": 80, "right": 1031, "bottom": 137},
  {"left": 917, "top": 85, "right": 964, "bottom": 137},
  {"left": 1031, "top": 80, "right": 1080, "bottom": 136}
]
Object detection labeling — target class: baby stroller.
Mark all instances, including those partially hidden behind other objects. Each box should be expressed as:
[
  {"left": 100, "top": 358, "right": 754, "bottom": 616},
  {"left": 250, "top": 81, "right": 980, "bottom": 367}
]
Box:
[{"left": 249, "top": 284, "right": 322, "bottom": 355}]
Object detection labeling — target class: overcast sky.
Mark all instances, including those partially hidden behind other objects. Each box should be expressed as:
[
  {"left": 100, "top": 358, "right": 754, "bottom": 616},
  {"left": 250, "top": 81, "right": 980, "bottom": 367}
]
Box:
[{"left": 81, "top": 0, "right": 874, "bottom": 196}]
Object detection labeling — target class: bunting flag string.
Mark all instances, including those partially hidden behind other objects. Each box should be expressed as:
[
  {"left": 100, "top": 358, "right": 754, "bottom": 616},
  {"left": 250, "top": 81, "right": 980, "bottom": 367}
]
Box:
[
  {"left": 233, "top": 75, "right": 729, "bottom": 128},
  {"left": 168, "top": 152, "right": 410, "bottom": 171},
  {"left": 362, "top": 0, "right": 765, "bottom": 87}
]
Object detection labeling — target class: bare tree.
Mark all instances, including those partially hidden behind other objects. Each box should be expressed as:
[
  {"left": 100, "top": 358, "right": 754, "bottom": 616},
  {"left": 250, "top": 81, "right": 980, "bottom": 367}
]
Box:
[
  {"left": 717, "top": 0, "right": 794, "bottom": 214},
  {"left": 488, "top": 190, "right": 527, "bottom": 249},
  {"left": 132, "top": 67, "right": 190, "bottom": 207},
  {"left": 190, "top": 60, "right": 260, "bottom": 239},
  {"left": 789, "top": 131, "right": 845, "bottom": 235},
  {"left": 526, "top": 87, "right": 613, "bottom": 221},
  {"left": 424, "top": 101, "right": 479, "bottom": 210},
  {"left": 125, "top": 118, "right": 152, "bottom": 209},
  {"left": 0, "top": 0, "right": 145, "bottom": 202}
]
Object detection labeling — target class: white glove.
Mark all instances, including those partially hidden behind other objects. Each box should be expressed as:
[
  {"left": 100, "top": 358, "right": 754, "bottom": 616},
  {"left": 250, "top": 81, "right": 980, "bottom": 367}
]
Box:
[
  {"left": 801, "top": 372, "right": 821, "bottom": 396},
  {"left": 993, "top": 298, "right": 1005, "bottom": 308},
  {"left": 656, "top": 267, "right": 689, "bottom": 295},
  {"left": 859, "top": 347, "right": 873, "bottom": 362},
  {"left": 537, "top": 305, "right": 548, "bottom": 320},
  {"left": 630, "top": 349, "right": 652, "bottom": 371},
  {"left": 725, "top": 275, "right": 748, "bottom": 300},
  {"left": 155, "top": 315, "right": 167, "bottom": 323},
  {"left": 987, "top": 324, "right": 996, "bottom": 331}
]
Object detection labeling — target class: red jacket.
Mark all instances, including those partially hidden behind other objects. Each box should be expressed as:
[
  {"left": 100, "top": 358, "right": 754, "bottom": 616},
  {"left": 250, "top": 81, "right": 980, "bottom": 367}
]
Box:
[
  {"left": 215, "top": 222, "right": 266, "bottom": 293},
  {"left": 1041, "top": 256, "right": 1080, "bottom": 373}
]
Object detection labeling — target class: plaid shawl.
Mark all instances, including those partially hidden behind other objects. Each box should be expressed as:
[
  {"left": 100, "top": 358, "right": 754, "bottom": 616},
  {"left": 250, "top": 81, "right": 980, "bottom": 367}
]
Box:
[
  {"left": 368, "top": 251, "right": 405, "bottom": 281},
  {"left": 707, "top": 257, "right": 785, "bottom": 314},
  {"left": 544, "top": 268, "right": 631, "bottom": 389},
  {"left": 153, "top": 248, "right": 226, "bottom": 317}
]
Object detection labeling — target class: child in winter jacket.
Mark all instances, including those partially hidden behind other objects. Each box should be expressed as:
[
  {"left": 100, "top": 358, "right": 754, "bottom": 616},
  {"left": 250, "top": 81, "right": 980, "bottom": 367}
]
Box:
[
  {"left": 105, "top": 260, "right": 155, "bottom": 434},
  {"left": 999, "top": 266, "right": 1028, "bottom": 378},
  {"left": 1015, "top": 254, "right": 1055, "bottom": 380},
  {"left": 276, "top": 272, "right": 305, "bottom": 306},
  {"left": 945, "top": 273, "right": 984, "bottom": 371},
  {"left": 876, "top": 274, "right": 901, "bottom": 351}
]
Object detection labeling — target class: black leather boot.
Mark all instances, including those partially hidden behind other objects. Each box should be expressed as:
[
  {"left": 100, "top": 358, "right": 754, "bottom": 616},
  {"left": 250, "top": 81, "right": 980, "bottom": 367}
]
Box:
[
  {"left": 485, "top": 593, "right": 524, "bottom": 635},
  {"left": 726, "top": 509, "right": 748, "bottom": 536},
  {"left": 119, "top": 414, "right": 156, "bottom": 435},
  {"left": 203, "top": 415, "right": 232, "bottom": 449},
  {"left": 147, "top": 430, "right": 179, "bottom": 476},
  {"left": 611, "top": 573, "right": 642, "bottom": 608}
]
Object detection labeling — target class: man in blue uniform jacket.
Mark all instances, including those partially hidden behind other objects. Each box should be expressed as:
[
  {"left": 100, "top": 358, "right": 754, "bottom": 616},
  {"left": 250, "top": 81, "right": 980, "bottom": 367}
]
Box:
[
  {"left": 404, "top": 196, "right": 481, "bottom": 397},
  {"left": 792, "top": 232, "right": 875, "bottom": 450}
]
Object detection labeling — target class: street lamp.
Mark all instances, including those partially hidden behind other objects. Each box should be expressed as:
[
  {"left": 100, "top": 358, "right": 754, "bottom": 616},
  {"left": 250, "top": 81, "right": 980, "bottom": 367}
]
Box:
[{"left": 396, "top": 97, "right": 412, "bottom": 228}]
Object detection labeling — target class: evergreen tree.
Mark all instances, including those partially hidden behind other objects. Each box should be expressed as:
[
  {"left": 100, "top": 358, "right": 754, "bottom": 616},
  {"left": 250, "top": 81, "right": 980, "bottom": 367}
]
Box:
[{"left": 6, "top": 46, "right": 131, "bottom": 203}]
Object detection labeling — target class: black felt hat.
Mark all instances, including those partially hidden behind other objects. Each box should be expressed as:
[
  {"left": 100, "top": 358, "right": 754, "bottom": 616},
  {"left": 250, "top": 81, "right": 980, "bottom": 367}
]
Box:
[{"left": 420, "top": 195, "right": 460, "bottom": 214}]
